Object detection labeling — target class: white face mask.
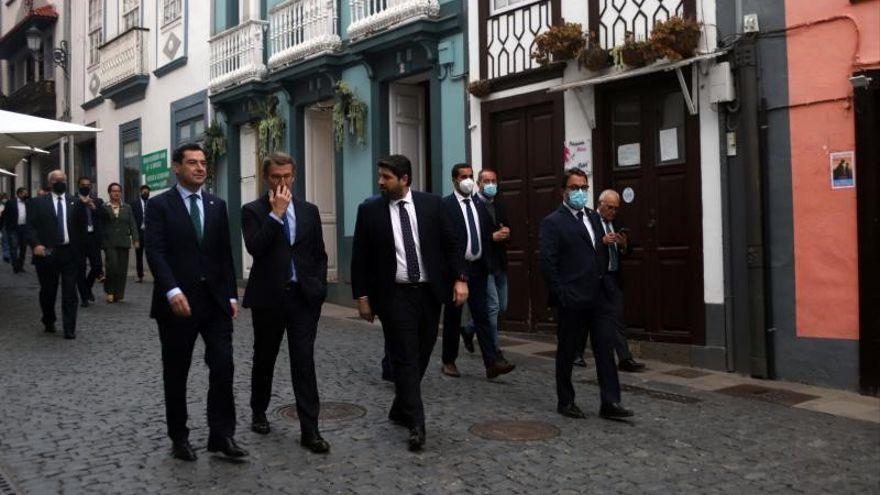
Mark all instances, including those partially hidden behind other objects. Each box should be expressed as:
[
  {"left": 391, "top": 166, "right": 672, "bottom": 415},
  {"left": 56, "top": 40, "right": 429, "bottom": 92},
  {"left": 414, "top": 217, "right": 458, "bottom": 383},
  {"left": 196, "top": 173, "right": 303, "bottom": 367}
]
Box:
[{"left": 458, "top": 178, "right": 475, "bottom": 196}]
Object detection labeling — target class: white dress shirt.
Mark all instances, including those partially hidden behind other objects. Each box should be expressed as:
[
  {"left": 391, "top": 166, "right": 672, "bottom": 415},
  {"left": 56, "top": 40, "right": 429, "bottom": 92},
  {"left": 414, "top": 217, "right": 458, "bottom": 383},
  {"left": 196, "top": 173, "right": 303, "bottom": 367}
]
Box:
[
  {"left": 564, "top": 203, "right": 597, "bottom": 248},
  {"left": 17, "top": 198, "right": 27, "bottom": 225},
  {"left": 140, "top": 198, "right": 147, "bottom": 229},
  {"left": 51, "top": 192, "right": 70, "bottom": 245},
  {"left": 269, "top": 201, "right": 298, "bottom": 282},
  {"left": 389, "top": 189, "right": 428, "bottom": 283},
  {"left": 600, "top": 217, "right": 618, "bottom": 270},
  {"left": 453, "top": 189, "right": 482, "bottom": 261}
]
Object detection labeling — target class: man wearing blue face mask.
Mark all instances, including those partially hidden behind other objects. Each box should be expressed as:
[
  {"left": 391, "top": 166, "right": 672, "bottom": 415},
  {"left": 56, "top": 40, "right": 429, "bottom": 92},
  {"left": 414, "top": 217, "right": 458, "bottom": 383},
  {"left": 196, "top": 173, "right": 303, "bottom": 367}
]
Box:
[{"left": 539, "top": 168, "right": 632, "bottom": 420}]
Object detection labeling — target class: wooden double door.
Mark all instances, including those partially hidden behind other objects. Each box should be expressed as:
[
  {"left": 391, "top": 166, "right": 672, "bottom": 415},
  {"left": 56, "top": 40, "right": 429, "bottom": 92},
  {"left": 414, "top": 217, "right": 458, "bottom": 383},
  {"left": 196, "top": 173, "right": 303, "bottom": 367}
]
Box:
[{"left": 595, "top": 75, "right": 705, "bottom": 344}]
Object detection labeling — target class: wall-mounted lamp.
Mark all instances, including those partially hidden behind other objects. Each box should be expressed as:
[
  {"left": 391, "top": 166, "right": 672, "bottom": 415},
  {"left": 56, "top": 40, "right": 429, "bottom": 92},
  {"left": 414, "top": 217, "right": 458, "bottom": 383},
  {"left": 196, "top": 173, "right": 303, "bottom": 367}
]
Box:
[{"left": 25, "top": 26, "right": 69, "bottom": 77}]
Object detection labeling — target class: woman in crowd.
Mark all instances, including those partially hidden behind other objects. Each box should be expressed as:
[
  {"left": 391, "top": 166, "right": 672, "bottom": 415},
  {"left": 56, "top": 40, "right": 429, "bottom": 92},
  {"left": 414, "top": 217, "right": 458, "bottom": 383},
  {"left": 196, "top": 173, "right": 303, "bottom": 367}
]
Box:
[{"left": 101, "top": 183, "right": 139, "bottom": 303}]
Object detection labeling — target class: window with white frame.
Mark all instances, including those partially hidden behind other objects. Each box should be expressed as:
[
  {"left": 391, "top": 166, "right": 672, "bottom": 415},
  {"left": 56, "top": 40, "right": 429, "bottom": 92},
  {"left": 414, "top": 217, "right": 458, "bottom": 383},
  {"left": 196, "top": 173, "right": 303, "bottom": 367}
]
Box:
[
  {"left": 163, "top": 0, "right": 182, "bottom": 25},
  {"left": 88, "top": 0, "right": 102, "bottom": 66},
  {"left": 491, "top": 0, "right": 541, "bottom": 14},
  {"left": 122, "top": 0, "right": 140, "bottom": 30}
]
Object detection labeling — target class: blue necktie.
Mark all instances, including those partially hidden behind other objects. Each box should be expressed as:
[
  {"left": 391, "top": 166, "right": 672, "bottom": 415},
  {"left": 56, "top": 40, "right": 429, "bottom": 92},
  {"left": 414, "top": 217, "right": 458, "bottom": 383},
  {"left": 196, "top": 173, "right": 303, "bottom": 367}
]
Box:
[
  {"left": 56, "top": 196, "right": 65, "bottom": 243},
  {"left": 398, "top": 201, "right": 420, "bottom": 283},
  {"left": 282, "top": 211, "right": 295, "bottom": 281},
  {"left": 464, "top": 198, "right": 480, "bottom": 257}
]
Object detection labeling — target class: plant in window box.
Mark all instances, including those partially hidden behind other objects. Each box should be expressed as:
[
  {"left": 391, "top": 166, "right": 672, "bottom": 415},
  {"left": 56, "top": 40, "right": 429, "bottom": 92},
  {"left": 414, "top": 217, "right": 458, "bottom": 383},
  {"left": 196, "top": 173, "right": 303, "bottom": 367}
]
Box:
[
  {"left": 467, "top": 79, "right": 491, "bottom": 98},
  {"left": 649, "top": 16, "right": 702, "bottom": 61},
  {"left": 531, "top": 22, "right": 586, "bottom": 66},
  {"left": 332, "top": 81, "right": 367, "bottom": 150},
  {"left": 577, "top": 31, "right": 611, "bottom": 72},
  {"left": 611, "top": 33, "right": 657, "bottom": 68},
  {"left": 204, "top": 118, "right": 226, "bottom": 189}
]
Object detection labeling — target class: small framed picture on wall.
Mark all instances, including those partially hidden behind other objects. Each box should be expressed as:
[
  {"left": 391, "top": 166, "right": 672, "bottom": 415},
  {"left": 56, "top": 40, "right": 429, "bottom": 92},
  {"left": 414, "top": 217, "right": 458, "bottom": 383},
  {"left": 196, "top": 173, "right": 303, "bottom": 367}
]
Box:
[{"left": 830, "top": 151, "right": 855, "bottom": 189}]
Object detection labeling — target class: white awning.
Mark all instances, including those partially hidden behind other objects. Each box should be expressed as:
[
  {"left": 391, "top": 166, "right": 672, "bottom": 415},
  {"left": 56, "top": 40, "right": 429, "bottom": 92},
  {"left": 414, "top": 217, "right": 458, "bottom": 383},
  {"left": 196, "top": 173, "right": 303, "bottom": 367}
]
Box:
[{"left": 0, "top": 110, "right": 101, "bottom": 169}]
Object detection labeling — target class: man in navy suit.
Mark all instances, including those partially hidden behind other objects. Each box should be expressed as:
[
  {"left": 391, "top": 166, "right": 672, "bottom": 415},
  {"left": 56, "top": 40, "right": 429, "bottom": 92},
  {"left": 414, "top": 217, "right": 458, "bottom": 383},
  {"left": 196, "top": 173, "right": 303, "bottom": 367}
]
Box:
[
  {"left": 440, "top": 163, "right": 515, "bottom": 379},
  {"left": 130, "top": 184, "right": 150, "bottom": 282},
  {"left": 539, "top": 168, "right": 633, "bottom": 420},
  {"left": 241, "top": 152, "right": 330, "bottom": 454},
  {"left": 1, "top": 187, "right": 30, "bottom": 273},
  {"left": 145, "top": 143, "right": 247, "bottom": 461},
  {"left": 351, "top": 155, "right": 468, "bottom": 451}
]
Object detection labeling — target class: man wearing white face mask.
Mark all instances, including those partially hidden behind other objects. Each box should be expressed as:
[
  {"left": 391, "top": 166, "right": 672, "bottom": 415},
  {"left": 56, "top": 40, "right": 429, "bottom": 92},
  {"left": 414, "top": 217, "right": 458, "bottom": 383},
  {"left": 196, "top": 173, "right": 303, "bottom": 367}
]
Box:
[{"left": 440, "top": 164, "right": 516, "bottom": 380}]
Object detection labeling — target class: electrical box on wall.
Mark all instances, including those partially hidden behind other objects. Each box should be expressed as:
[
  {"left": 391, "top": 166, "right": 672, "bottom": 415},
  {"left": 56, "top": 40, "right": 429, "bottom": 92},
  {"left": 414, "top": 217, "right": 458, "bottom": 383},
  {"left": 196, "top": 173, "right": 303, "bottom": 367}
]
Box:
[
  {"left": 709, "top": 62, "right": 736, "bottom": 103},
  {"left": 437, "top": 40, "right": 453, "bottom": 66}
]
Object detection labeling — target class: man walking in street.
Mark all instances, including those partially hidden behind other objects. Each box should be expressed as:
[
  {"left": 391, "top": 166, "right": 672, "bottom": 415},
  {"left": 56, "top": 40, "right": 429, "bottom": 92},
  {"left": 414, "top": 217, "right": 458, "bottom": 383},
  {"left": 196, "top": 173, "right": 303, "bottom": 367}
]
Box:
[
  {"left": 242, "top": 152, "right": 330, "bottom": 454},
  {"left": 75, "top": 177, "right": 104, "bottom": 307},
  {"left": 441, "top": 164, "right": 515, "bottom": 379},
  {"left": 2, "top": 187, "right": 30, "bottom": 273},
  {"left": 539, "top": 168, "right": 633, "bottom": 420},
  {"left": 131, "top": 184, "right": 149, "bottom": 283},
  {"left": 145, "top": 143, "right": 246, "bottom": 461},
  {"left": 351, "top": 155, "right": 468, "bottom": 451},
  {"left": 27, "top": 170, "right": 91, "bottom": 339}
]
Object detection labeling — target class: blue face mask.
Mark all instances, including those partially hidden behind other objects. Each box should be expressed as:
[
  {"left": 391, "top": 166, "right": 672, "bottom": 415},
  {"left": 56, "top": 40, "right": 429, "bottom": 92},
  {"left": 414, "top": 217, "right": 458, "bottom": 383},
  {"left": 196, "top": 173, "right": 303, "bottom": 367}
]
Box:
[
  {"left": 566, "top": 189, "right": 588, "bottom": 210},
  {"left": 482, "top": 183, "right": 498, "bottom": 198}
]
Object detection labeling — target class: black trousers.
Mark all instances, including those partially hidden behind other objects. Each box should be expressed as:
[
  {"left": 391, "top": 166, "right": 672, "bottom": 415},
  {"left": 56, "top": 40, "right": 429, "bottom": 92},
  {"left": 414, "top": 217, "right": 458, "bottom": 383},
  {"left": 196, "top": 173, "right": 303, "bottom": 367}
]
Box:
[
  {"left": 77, "top": 232, "right": 103, "bottom": 302},
  {"left": 157, "top": 284, "right": 235, "bottom": 442},
  {"left": 382, "top": 284, "right": 441, "bottom": 431},
  {"left": 10, "top": 225, "right": 27, "bottom": 272},
  {"left": 442, "top": 260, "right": 496, "bottom": 367},
  {"left": 556, "top": 300, "right": 622, "bottom": 408},
  {"left": 134, "top": 229, "right": 145, "bottom": 279},
  {"left": 250, "top": 283, "right": 321, "bottom": 436},
  {"left": 35, "top": 245, "right": 80, "bottom": 335},
  {"left": 579, "top": 272, "right": 633, "bottom": 362}
]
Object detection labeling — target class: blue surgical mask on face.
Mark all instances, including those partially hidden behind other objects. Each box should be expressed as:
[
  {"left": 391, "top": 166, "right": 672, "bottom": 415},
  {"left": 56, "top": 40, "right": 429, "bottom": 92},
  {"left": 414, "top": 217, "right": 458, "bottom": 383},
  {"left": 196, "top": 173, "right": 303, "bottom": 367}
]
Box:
[
  {"left": 566, "top": 189, "right": 588, "bottom": 210},
  {"left": 482, "top": 183, "right": 498, "bottom": 198}
]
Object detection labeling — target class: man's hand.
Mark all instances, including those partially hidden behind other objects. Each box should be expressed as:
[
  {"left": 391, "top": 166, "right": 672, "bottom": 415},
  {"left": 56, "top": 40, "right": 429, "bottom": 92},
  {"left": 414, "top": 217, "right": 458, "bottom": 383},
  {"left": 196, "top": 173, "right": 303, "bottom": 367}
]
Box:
[
  {"left": 492, "top": 225, "right": 511, "bottom": 242},
  {"left": 230, "top": 300, "right": 239, "bottom": 319},
  {"left": 602, "top": 233, "right": 616, "bottom": 245},
  {"left": 80, "top": 195, "right": 96, "bottom": 209},
  {"left": 133, "top": 241, "right": 140, "bottom": 249},
  {"left": 453, "top": 280, "right": 469, "bottom": 306},
  {"left": 357, "top": 297, "right": 374, "bottom": 323},
  {"left": 269, "top": 184, "right": 292, "bottom": 219},
  {"left": 34, "top": 245, "right": 47, "bottom": 257},
  {"left": 169, "top": 293, "right": 192, "bottom": 317}
]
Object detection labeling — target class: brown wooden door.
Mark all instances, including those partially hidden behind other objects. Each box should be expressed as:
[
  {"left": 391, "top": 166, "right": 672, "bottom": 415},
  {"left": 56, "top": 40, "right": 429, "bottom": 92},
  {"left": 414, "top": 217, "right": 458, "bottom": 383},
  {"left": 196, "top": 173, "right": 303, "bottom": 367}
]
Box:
[
  {"left": 595, "top": 75, "right": 705, "bottom": 344},
  {"left": 483, "top": 92, "right": 564, "bottom": 333}
]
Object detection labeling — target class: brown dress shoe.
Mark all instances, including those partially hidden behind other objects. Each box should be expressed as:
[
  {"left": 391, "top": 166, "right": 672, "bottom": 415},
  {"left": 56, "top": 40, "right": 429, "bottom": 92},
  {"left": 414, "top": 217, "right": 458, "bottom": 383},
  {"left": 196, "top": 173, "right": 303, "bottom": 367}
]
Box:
[
  {"left": 486, "top": 360, "right": 515, "bottom": 379},
  {"left": 440, "top": 363, "right": 461, "bottom": 377}
]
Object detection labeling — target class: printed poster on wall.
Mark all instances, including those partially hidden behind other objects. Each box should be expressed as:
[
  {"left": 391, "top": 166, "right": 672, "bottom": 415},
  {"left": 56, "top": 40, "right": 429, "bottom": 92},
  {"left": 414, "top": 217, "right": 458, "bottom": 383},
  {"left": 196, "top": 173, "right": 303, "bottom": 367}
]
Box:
[
  {"left": 829, "top": 151, "right": 855, "bottom": 189},
  {"left": 141, "top": 149, "right": 170, "bottom": 190},
  {"left": 564, "top": 139, "right": 590, "bottom": 171}
]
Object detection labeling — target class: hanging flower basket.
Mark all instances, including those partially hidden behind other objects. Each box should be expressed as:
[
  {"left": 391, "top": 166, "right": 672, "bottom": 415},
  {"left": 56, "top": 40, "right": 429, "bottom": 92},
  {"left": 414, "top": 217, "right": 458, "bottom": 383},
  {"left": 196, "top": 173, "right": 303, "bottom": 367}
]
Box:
[
  {"left": 467, "top": 79, "right": 492, "bottom": 98},
  {"left": 611, "top": 34, "right": 658, "bottom": 68},
  {"left": 650, "top": 16, "right": 702, "bottom": 61},
  {"left": 532, "top": 22, "right": 586, "bottom": 66},
  {"left": 577, "top": 31, "right": 611, "bottom": 71}
]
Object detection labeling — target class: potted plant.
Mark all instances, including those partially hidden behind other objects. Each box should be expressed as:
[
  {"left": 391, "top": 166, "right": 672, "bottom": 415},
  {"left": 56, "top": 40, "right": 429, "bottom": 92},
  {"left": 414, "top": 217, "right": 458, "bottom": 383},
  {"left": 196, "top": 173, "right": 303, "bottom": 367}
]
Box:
[
  {"left": 649, "top": 16, "right": 702, "bottom": 60},
  {"left": 532, "top": 22, "right": 586, "bottom": 65},
  {"left": 254, "top": 95, "right": 285, "bottom": 160},
  {"left": 203, "top": 118, "right": 226, "bottom": 190},
  {"left": 332, "top": 81, "right": 367, "bottom": 150},
  {"left": 611, "top": 33, "right": 660, "bottom": 68},
  {"left": 467, "top": 79, "right": 491, "bottom": 98},
  {"left": 577, "top": 31, "right": 611, "bottom": 71}
]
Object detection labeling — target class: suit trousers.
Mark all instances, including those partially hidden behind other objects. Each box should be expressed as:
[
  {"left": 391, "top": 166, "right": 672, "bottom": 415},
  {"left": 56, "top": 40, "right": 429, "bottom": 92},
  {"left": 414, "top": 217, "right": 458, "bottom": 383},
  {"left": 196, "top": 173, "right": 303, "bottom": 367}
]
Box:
[
  {"left": 442, "top": 260, "right": 497, "bottom": 367},
  {"left": 35, "top": 245, "right": 80, "bottom": 335},
  {"left": 250, "top": 283, "right": 321, "bottom": 436},
  {"left": 556, "top": 301, "right": 622, "bottom": 408},
  {"left": 103, "top": 248, "right": 130, "bottom": 299},
  {"left": 134, "top": 228, "right": 145, "bottom": 279},
  {"left": 383, "top": 284, "right": 441, "bottom": 431},
  {"left": 77, "top": 232, "right": 103, "bottom": 301},
  {"left": 157, "top": 283, "right": 235, "bottom": 442},
  {"left": 8, "top": 225, "right": 28, "bottom": 272},
  {"left": 578, "top": 272, "right": 633, "bottom": 362}
]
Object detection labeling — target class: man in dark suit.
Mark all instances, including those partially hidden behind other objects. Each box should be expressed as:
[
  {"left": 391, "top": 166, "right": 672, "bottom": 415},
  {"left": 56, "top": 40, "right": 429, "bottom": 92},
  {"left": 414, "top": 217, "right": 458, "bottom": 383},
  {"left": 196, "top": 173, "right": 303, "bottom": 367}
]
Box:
[
  {"left": 75, "top": 177, "right": 104, "bottom": 307},
  {"left": 574, "top": 189, "right": 645, "bottom": 372},
  {"left": 351, "top": 155, "right": 468, "bottom": 451},
  {"left": 130, "top": 184, "right": 150, "bottom": 282},
  {"left": 145, "top": 143, "right": 246, "bottom": 461},
  {"left": 441, "top": 163, "right": 515, "bottom": 379},
  {"left": 1, "top": 187, "right": 30, "bottom": 273},
  {"left": 241, "top": 152, "right": 330, "bottom": 454},
  {"left": 539, "top": 168, "right": 633, "bottom": 420},
  {"left": 27, "top": 170, "right": 91, "bottom": 338}
]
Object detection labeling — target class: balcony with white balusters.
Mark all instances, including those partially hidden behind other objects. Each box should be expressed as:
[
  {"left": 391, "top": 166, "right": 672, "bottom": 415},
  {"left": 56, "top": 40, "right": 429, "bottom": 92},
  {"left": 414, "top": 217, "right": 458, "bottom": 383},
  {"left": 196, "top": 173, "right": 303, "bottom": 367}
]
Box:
[
  {"left": 98, "top": 27, "right": 150, "bottom": 106},
  {"left": 347, "top": 0, "right": 440, "bottom": 41},
  {"left": 268, "top": 0, "right": 342, "bottom": 70},
  {"left": 208, "top": 19, "right": 269, "bottom": 94}
]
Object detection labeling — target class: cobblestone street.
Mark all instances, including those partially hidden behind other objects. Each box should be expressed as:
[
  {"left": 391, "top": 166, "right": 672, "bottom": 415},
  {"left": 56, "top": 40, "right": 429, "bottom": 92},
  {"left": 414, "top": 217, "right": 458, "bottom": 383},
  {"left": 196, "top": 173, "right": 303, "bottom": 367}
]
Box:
[{"left": 0, "top": 271, "right": 878, "bottom": 494}]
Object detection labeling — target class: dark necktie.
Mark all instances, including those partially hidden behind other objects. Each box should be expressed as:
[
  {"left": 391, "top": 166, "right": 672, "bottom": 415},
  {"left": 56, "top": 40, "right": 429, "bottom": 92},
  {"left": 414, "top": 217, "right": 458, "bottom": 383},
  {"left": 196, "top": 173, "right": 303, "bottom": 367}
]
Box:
[
  {"left": 189, "top": 194, "right": 202, "bottom": 243},
  {"left": 463, "top": 198, "right": 480, "bottom": 257},
  {"left": 281, "top": 211, "right": 294, "bottom": 281},
  {"left": 398, "top": 201, "right": 420, "bottom": 283},
  {"left": 576, "top": 211, "right": 595, "bottom": 251},
  {"left": 605, "top": 221, "right": 619, "bottom": 271},
  {"left": 56, "top": 196, "right": 65, "bottom": 243}
]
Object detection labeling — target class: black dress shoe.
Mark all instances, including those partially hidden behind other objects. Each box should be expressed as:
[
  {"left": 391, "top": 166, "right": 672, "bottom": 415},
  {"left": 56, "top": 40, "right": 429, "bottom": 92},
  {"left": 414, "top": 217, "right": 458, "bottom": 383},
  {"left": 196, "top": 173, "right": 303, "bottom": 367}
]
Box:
[
  {"left": 388, "top": 410, "right": 408, "bottom": 427},
  {"left": 599, "top": 403, "right": 634, "bottom": 420},
  {"left": 206, "top": 436, "right": 248, "bottom": 458},
  {"left": 462, "top": 329, "right": 475, "bottom": 353},
  {"left": 381, "top": 371, "right": 394, "bottom": 382},
  {"left": 407, "top": 428, "right": 425, "bottom": 452},
  {"left": 557, "top": 403, "right": 586, "bottom": 419},
  {"left": 88, "top": 292, "right": 96, "bottom": 302},
  {"left": 300, "top": 433, "right": 330, "bottom": 454},
  {"left": 64, "top": 333, "right": 76, "bottom": 340},
  {"left": 44, "top": 323, "right": 56, "bottom": 333},
  {"left": 618, "top": 358, "right": 646, "bottom": 372},
  {"left": 251, "top": 412, "right": 270, "bottom": 435},
  {"left": 486, "top": 360, "right": 515, "bottom": 379},
  {"left": 573, "top": 355, "right": 587, "bottom": 367},
  {"left": 80, "top": 300, "right": 90, "bottom": 308},
  {"left": 171, "top": 440, "right": 197, "bottom": 461}
]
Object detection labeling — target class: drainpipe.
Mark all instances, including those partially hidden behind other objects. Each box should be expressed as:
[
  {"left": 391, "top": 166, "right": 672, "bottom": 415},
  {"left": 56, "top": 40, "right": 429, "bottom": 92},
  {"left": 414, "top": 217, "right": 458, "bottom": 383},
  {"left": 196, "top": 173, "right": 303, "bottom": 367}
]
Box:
[{"left": 461, "top": 0, "right": 471, "bottom": 165}]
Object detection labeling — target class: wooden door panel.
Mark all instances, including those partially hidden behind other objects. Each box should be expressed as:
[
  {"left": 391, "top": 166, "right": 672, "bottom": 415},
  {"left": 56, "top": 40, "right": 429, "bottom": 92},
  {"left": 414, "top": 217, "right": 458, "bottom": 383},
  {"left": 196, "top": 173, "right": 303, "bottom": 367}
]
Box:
[{"left": 655, "top": 173, "right": 690, "bottom": 246}]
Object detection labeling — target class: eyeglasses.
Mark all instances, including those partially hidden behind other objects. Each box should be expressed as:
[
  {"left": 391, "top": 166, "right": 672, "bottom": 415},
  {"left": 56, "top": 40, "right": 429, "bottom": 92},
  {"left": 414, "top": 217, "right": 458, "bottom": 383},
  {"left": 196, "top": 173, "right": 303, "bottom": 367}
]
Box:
[{"left": 566, "top": 185, "right": 589, "bottom": 192}]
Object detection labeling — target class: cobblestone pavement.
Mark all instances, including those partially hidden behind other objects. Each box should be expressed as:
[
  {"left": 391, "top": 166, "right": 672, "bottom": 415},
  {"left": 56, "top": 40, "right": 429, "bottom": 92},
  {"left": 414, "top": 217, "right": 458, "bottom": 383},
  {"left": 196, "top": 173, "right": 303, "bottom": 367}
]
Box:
[{"left": 0, "top": 271, "right": 878, "bottom": 494}]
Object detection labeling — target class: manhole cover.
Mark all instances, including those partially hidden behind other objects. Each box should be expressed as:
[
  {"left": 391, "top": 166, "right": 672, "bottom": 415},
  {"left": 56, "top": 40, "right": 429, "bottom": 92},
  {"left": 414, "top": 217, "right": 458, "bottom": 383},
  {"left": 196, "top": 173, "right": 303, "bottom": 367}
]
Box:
[
  {"left": 470, "top": 420, "right": 560, "bottom": 441},
  {"left": 716, "top": 384, "right": 818, "bottom": 407},
  {"left": 276, "top": 402, "right": 366, "bottom": 421},
  {"left": 663, "top": 368, "right": 711, "bottom": 379}
]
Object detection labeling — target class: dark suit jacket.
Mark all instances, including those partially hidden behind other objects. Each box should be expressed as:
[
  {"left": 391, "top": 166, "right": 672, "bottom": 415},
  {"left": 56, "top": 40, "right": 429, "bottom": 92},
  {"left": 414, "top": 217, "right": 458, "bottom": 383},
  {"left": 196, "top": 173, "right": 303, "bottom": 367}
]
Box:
[
  {"left": 442, "top": 193, "right": 494, "bottom": 268},
  {"left": 26, "top": 193, "right": 88, "bottom": 251},
  {"left": 130, "top": 197, "right": 147, "bottom": 231},
  {"left": 241, "top": 195, "right": 328, "bottom": 310},
  {"left": 480, "top": 194, "right": 509, "bottom": 273},
  {"left": 1, "top": 198, "right": 26, "bottom": 232},
  {"left": 539, "top": 205, "right": 610, "bottom": 309},
  {"left": 351, "top": 191, "right": 466, "bottom": 318},
  {"left": 144, "top": 187, "right": 238, "bottom": 320}
]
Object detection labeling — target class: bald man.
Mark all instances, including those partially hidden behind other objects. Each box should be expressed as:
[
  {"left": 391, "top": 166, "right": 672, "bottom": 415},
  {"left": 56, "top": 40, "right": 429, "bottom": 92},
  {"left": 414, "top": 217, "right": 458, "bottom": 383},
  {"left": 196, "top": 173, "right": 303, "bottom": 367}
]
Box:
[{"left": 574, "top": 189, "right": 645, "bottom": 372}]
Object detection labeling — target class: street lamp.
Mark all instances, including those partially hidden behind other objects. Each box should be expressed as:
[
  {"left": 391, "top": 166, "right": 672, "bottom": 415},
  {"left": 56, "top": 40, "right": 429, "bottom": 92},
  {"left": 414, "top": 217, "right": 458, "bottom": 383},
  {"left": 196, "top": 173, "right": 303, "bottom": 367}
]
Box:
[{"left": 25, "top": 26, "right": 68, "bottom": 77}]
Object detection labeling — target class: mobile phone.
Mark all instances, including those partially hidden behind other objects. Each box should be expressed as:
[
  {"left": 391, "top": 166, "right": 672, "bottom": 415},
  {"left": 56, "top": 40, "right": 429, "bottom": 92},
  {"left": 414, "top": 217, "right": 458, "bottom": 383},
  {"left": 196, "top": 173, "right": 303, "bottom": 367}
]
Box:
[{"left": 618, "top": 227, "right": 630, "bottom": 234}]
